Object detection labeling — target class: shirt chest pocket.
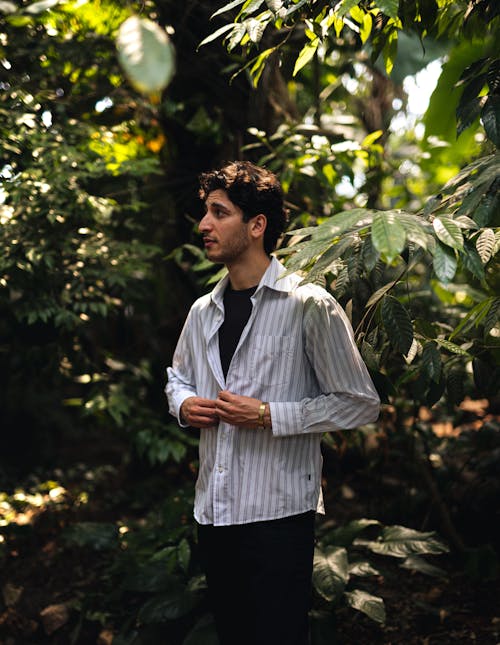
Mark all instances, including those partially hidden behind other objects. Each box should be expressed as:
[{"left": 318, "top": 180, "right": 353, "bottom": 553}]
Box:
[{"left": 248, "top": 334, "right": 294, "bottom": 390}]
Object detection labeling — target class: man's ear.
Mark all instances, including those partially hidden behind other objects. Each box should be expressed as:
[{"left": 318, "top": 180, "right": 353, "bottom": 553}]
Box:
[{"left": 250, "top": 214, "right": 267, "bottom": 239}]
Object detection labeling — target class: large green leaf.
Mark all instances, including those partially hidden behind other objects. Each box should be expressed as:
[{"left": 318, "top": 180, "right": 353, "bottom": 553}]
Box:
[
  {"left": 345, "top": 589, "right": 386, "bottom": 624},
  {"left": 301, "top": 236, "right": 356, "bottom": 285},
  {"left": 356, "top": 525, "right": 449, "bottom": 558},
  {"left": 376, "top": 0, "right": 399, "bottom": 20},
  {"left": 433, "top": 242, "right": 457, "bottom": 282},
  {"left": 380, "top": 295, "right": 413, "bottom": 355},
  {"left": 371, "top": 212, "right": 406, "bottom": 263},
  {"left": 312, "top": 545, "right": 349, "bottom": 603},
  {"left": 432, "top": 216, "right": 464, "bottom": 250},
  {"left": 117, "top": 16, "right": 175, "bottom": 95},
  {"left": 400, "top": 555, "right": 447, "bottom": 578},
  {"left": 476, "top": 228, "right": 496, "bottom": 262},
  {"left": 481, "top": 95, "right": 500, "bottom": 147},
  {"left": 422, "top": 341, "right": 442, "bottom": 383}
]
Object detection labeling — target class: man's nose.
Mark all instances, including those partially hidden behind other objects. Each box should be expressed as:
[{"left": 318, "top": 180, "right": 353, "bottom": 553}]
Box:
[{"left": 199, "top": 213, "right": 211, "bottom": 232}]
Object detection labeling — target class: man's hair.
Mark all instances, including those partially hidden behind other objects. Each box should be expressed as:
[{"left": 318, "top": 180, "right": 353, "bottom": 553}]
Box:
[{"left": 199, "top": 161, "right": 288, "bottom": 255}]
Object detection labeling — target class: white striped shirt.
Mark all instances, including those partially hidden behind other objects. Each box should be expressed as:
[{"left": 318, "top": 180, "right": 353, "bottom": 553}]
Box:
[{"left": 166, "top": 257, "right": 380, "bottom": 526}]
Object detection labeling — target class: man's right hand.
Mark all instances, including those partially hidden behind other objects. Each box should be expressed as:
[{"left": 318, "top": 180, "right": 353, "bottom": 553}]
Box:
[{"left": 180, "top": 396, "right": 218, "bottom": 428}]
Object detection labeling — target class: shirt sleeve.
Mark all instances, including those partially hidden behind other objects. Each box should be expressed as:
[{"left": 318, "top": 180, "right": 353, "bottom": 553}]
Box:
[
  {"left": 165, "top": 310, "right": 198, "bottom": 427},
  {"left": 270, "top": 292, "right": 380, "bottom": 437}
]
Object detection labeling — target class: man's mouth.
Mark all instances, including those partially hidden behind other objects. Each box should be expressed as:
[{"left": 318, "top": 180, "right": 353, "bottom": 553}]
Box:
[{"left": 203, "top": 237, "right": 216, "bottom": 247}]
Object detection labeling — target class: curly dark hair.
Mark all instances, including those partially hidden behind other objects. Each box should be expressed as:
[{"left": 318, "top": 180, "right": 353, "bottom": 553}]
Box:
[{"left": 198, "top": 161, "right": 288, "bottom": 255}]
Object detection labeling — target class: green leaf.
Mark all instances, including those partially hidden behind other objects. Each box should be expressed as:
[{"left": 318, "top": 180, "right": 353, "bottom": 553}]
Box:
[
  {"left": 348, "top": 561, "right": 380, "bottom": 577},
  {"left": 484, "top": 297, "right": 500, "bottom": 336},
  {"left": 345, "top": 589, "right": 386, "bottom": 623},
  {"left": 123, "top": 563, "right": 178, "bottom": 592},
  {"left": 24, "top": 0, "right": 60, "bottom": 13},
  {"left": 450, "top": 297, "right": 493, "bottom": 340},
  {"left": 138, "top": 590, "right": 197, "bottom": 623},
  {"left": 117, "top": 16, "right": 175, "bottom": 95},
  {"left": 435, "top": 339, "right": 471, "bottom": 357},
  {"left": 177, "top": 538, "right": 191, "bottom": 573},
  {"left": 357, "top": 525, "right": 449, "bottom": 558},
  {"left": 183, "top": 614, "right": 219, "bottom": 645},
  {"left": 335, "top": 0, "right": 360, "bottom": 18},
  {"left": 433, "top": 243, "right": 457, "bottom": 283},
  {"left": 481, "top": 95, "right": 500, "bottom": 147},
  {"left": 432, "top": 216, "right": 464, "bottom": 250},
  {"left": 63, "top": 522, "right": 119, "bottom": 551},
  {"left": 400, "top": 556, "right": 447, "bottom": 578},
  {"left": 456, "top": 96, "right": 485, "bottom": 137},
  {"left": 422, "top": 341, "right": 442, "bottom": 382},
  {"left": 210, "top": 0, "right": 246, "bottom": 19},
  {"left": 313, "top": 545, "right": 349, "bottom": 603},
  {"left": 446, "top": 369, "right": 465, "bottom": 406},
  {"left": 293, "top": 38, "right": 320, "bottom": 76},
  {"left": 198, "top": 23, "right": 235, "bottom": 49},
  {"left": 487, "top": 59, "right": 500, "bottom": 94},
  {"left": 476, "top": 228, "right": 496, "bottom": 263},
  {"left": 265, "top": 0, "right": 283, "bottom": 12},
  {"left": 371, "top": 212, "right": 406, "bottom": 262},
  {"left": 321, "top": 519, "right": 381, "bottom": 548},
  {"left": 380, "top": 295, "right": 413, "bottom": 355},
  {"left": 376, "top": 0, "right": 399, "bottom": 20},
  {"left": 0, "top": 1, "right": 17, "bottom": 13}
]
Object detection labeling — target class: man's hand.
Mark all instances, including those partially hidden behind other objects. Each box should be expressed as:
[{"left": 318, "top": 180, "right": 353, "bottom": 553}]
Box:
[
  {"left": 216, "top": 390, "right": 267, "bottom": 428},
  {"left": 180, "top": 396, "right": 218, "bottom": 428}
]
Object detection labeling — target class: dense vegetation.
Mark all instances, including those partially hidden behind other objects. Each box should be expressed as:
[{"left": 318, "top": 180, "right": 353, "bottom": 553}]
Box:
[{"left": 0, "top": 0, "right": 499, "bottom": 643}]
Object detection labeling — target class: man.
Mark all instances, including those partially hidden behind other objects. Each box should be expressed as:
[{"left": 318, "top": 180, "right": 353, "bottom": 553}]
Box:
[{"left": 166, "top": 161, "right": 380, "bottom": 645}]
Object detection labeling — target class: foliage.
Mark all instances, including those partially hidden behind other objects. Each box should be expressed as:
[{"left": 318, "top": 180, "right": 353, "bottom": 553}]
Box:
[{"left": 312, "top": 518, "right": 448, "bottom": 629}]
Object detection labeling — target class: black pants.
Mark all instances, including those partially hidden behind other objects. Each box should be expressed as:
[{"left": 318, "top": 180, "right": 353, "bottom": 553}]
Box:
[{"left": 197, "top": 511, "right": 315, "bottom": 645}]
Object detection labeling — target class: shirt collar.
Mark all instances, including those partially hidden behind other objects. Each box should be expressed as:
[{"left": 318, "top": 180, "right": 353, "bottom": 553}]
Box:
[{"left": 210, "top": 256, "right": 296, "bottom": 307}]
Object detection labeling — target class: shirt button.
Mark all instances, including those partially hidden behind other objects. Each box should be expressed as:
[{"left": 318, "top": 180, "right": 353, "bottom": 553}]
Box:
[{"left": 218, "top": 466, "right": 224, "bottom": 473}]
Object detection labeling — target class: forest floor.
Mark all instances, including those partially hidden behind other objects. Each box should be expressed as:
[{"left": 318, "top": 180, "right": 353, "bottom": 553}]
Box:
[{"left": 1, "top": 400, "right": 499, "bottom": 644}]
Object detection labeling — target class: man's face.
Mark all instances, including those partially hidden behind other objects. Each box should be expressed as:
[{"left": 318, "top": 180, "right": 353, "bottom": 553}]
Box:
[{"left": 199, "top": 189, "right": 252, "bottom": 265}]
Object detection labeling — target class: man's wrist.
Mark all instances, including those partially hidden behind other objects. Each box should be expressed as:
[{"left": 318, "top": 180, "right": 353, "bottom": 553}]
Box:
[{"left": 258, "top": 402, "right": 272, "bottom": 429}]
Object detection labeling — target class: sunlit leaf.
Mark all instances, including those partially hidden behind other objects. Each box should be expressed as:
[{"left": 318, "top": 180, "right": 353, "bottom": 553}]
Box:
[
  {"left": 400, "top": 556, "right": 447, "bottom": 578},
  {"left": 381, "top": 295, "right": 413, "bottom": 354},
  {"left": 321, "top": 519, "right": 381, "bottom": 548},
  {"left": 117, "top": 16, "right": 175, "bottom": 95},
  {"left": 433, "top": 243, "right": 457, "bottom": 283},
  {"left": 348, "top": 561, "right": 380, "bottom": 577},
  {"left": 198, "top": 23, "right": 235, "bottom": 49},
  {"left": 293, "top": 38, "right": 320, "bottom": 76},
  {"left": 371, "top": 212, "right": 406, "bottom": 262},
  {"left": 356, "top": 525, "right": 449, "bottom": 558},
  {"left": 345, "top": 589, "right": 386, "bottom": 624},
  {"left": 313, "top": 545, "right": 349, "bottom": 603},
  {"left": 0, "top": 1, "right": 17, "bottom": 13},
  {"left": 210, "top": 0, "right": 246, "bottom": 19},
  {"left": 433, "top": 216, "right": 463, "bottom": 249},
  {"left": 24, "top": 0, "right": 60, "bottom": 14},
  {"left": 435, "top": 339, "right": 471, "bottom": 357}
]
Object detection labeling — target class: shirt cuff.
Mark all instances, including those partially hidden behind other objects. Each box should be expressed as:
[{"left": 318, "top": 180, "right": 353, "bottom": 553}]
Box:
[
  {"left": 170, "top": 390, "right": 195, "bottom": 428},
  {"left": 269, "top": 401, "right": 303, "bottom": 436}
]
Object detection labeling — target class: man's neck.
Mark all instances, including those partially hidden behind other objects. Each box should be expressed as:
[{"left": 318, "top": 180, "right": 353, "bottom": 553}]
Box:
[{"left": 226, "top": 253, "right": 271, "bottom": 290}]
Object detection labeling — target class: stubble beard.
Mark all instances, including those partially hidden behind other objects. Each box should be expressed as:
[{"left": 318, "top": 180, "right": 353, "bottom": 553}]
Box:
[{"left": 206, "top": 228, "right": 250, "bottom": 265}]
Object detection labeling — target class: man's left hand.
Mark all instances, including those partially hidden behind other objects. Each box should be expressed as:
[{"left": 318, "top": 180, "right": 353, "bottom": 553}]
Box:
[{"left": 215, "top": 390, "right": 263, "bottom": 428}]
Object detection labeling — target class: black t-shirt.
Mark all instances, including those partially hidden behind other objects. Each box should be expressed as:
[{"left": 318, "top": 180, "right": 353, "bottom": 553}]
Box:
[{"left": 219, "top": 285, "right": 257, "bottom": 379}]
